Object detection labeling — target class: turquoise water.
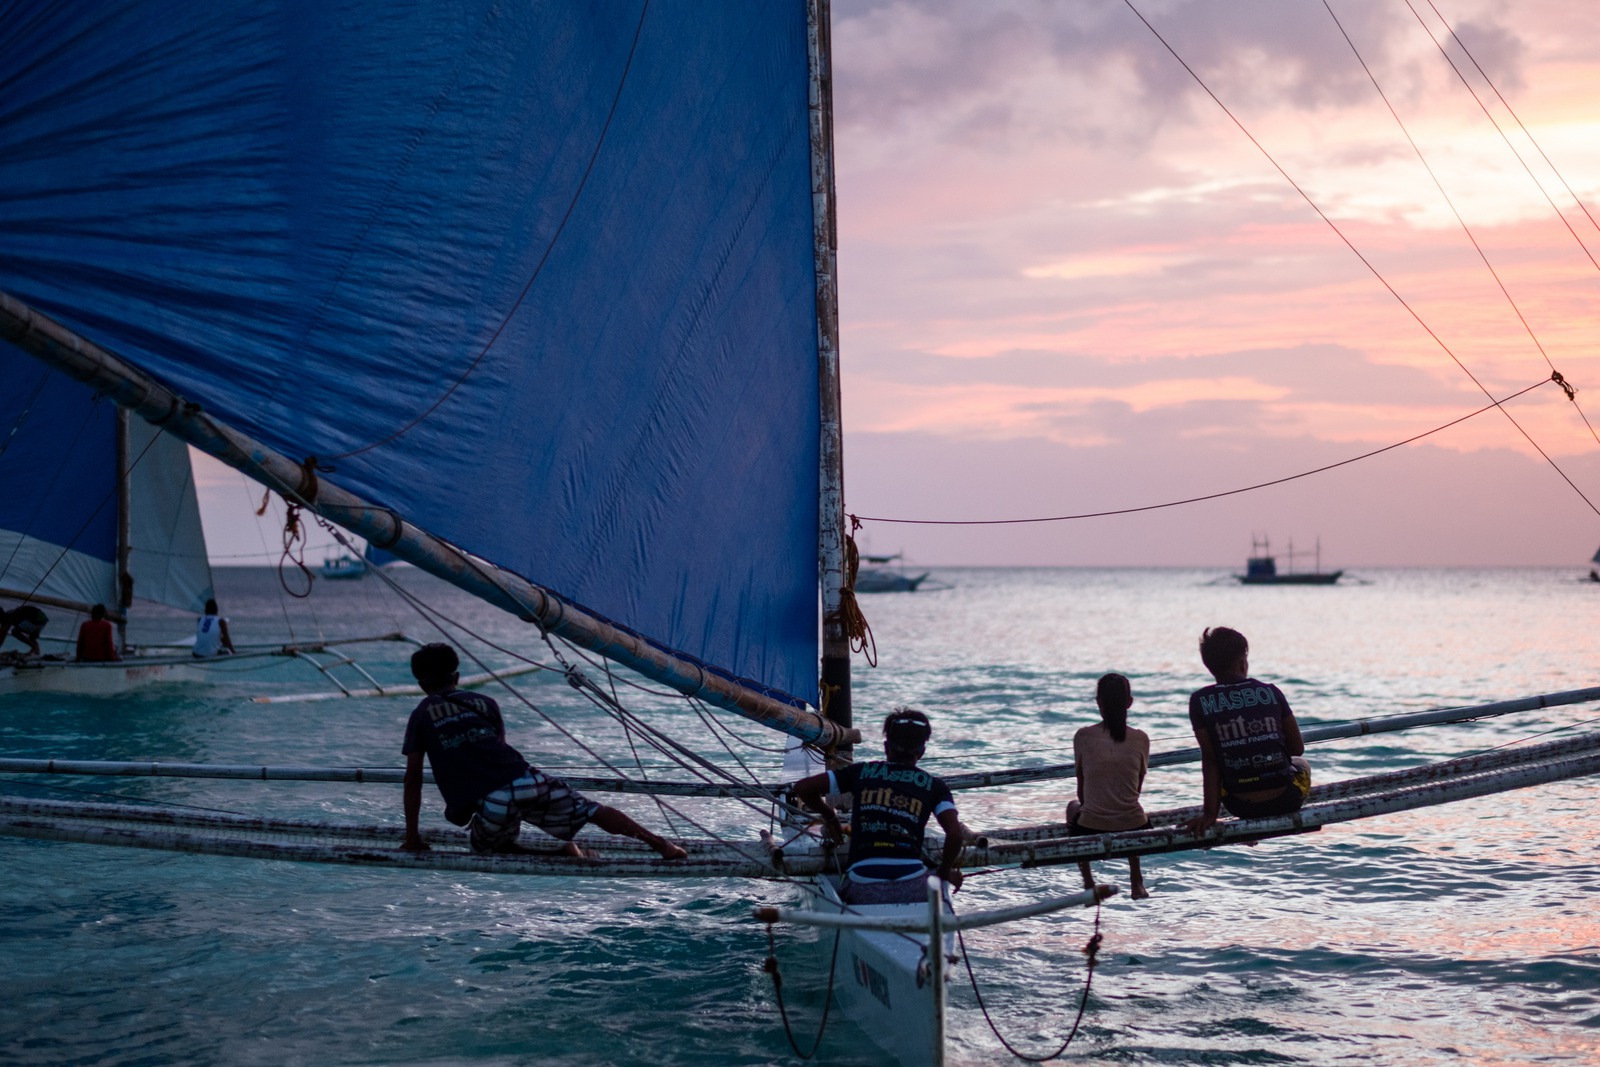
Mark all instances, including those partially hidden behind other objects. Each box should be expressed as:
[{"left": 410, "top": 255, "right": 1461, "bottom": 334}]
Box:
[{"left": 2, "top": 566, "right": 1597, "bottom": 1065}]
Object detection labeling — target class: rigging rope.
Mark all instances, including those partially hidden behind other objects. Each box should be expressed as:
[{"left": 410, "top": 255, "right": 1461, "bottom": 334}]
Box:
[
  {"left": 1118, "top": 0, "right": 1600, "bottom": 519},
  {"left": 956, "top": 900, "right": 1102, "bottom": 1062},
  {"left": 852, "top": 377, "right": 1554, "bottom": 525},
  {"left": 1322, "top": 0, "right": 1600, "bottom": 448},
  {"left": 763, "top": 923, "right": 843, "bottom": 1060}
]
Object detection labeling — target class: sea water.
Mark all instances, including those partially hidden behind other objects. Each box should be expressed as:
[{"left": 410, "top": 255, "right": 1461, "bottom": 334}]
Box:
[{"left": 1, "top": 566, "right": 1596, "bottom": 1066}]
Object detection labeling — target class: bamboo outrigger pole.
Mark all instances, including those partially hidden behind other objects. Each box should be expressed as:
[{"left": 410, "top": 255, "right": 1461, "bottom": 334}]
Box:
[{"left": 0, "top": 291, "right": 858, "bottom": 749}]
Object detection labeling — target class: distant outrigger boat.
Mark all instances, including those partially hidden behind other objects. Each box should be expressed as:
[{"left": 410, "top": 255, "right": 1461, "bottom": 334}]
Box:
[
  {"left": 1236, "top": 535, "right": 1343, "bottom": 585},
  {"left": 855, "top": 552, "right": 932, "bottom": 593},
  {"left": 318, "top": 553, "right": 368, "bottom": 581}
]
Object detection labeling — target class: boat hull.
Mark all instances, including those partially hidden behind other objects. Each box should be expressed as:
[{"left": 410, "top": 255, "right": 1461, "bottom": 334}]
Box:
[
  {"left": 855, "top": 569, "right": 931, "bottom": 593},
  {"left": 803, "top": 875, "right": 948, "bottom": 1066},
  {"left": 0, "top": 656, "right": 218, "bottom": 695},
  {"left": 1236, "top": 570, "right": 1343, "bottom": 585}
]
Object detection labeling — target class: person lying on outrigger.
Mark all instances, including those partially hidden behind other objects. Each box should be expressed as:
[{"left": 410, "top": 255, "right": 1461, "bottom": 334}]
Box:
[{"left": 792, "top": 708, "right": 964, "bottom": 904}]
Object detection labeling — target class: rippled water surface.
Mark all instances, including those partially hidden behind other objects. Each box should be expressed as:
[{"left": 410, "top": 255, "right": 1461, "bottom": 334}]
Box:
[{"left": 2, "top": 566, "right": 1597, "bottom": 1065}]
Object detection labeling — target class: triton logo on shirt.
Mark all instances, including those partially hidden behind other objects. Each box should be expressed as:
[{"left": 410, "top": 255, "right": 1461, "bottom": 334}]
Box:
[
  {"left": 1197, "top": 686, "right": 1278, "bottom": 716},
  {"left": 1212, "top": 715, "right": 1283, "bottom": 743},
  {"left": 859, "top": 785, "right": 923, "bottom": 818}
]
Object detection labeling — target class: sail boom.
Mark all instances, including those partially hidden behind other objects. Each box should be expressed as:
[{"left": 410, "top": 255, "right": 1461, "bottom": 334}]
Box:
[
  {"left": 0, "top": 586, "right": 125, "bottom": 625},
  {"left": 0, "top": 291, "right": 857, "bottom": 749}
]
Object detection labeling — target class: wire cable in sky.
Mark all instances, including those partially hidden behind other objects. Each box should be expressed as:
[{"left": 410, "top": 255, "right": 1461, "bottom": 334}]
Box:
[
  {"left": 1116, "top": 0, "right": 1600, "bottom": 518},
  {"left": 853, "top": 376, "right": 1555, "bottom": 526},
  {"left": 1323, "top": 0, "right": 1600, "bottom": 448}
]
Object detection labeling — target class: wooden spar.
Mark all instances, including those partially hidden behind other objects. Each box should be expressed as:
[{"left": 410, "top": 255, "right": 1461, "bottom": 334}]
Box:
[
  {"left": 3, "top": 739, "right": 1596, "bottom": 876},
  {"left": 753, "top": 883, "right": 1113, "bottom": 933},
  {"left": 809, "top": 0, "right": 852, "bottom": 739},
  {"left": 971, "top": 746, "right": 1600, "bottom": 869},
  {"left": 0, "top": 290, "right": 857, "bottom": 750},
  {"left": 114, "top": 408, "right": 132, "bottom": 651},
  {"left": 251, "top": 661, "right": 545, "bottom": 703},
  {"left": 0, "top": 586, "right": 125, "bottom": 624},
  {"left": 982, "top": 729, "right": 1600, "bottom": 844},
  {"left": 940, "top": 684, "right": 1600, "bottom": 791},
  {"left": 11, "top": 689, "right": 1597, "bottom": 798},
  {"left": 0, "top": 756, "right": 765, "bottom": 797}
]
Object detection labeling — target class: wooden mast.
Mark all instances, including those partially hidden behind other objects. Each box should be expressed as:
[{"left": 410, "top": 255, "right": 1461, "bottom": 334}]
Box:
[
  {"left": 809, "top": 0, "right": 851, "bottom": 741},
  {"left": 0, "top": 291, "right": 858, "bottom": 750}
]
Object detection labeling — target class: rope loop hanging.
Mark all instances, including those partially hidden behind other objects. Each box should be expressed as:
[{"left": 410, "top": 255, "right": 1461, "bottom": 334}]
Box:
[
  {"left": 956, "top": 897, "right": 1104, "bottom": 1062},
  {"left": 836, "top": 515, "right": 876, "bottom": 667}
]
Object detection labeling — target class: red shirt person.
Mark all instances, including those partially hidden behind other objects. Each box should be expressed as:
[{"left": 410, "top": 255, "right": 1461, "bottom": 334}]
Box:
[{"left": 75, "top": 604, "right": 121, "bottom": 662}]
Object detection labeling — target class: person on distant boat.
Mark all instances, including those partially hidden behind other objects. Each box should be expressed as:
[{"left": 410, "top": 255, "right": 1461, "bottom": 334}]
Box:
[
  {"left": 1068, "top": 673, "right": 1151, "bottom": 900},
  {"left": 400, "top": 643, "right": 687, "bottom": 860},
  {"left": 791, "top": 708, "right": 966, "bottom": 904},
  {"left": 74, "top": 604, "right": 121, "bottom": 663},
  {"left": 1185, "top": 627, "right": 1311, "bottom": 837},
  {"left": 0, "top": 603, "right": 49, "bottom": 657},
  {"left": 192, "top": 599, "right": 235, "bottom": 657}
]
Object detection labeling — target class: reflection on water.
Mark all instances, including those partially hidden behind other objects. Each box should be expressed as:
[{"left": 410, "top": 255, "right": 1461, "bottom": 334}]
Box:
[{"left": 1, "top": 566, "right": 1597, "bottom": 1065}]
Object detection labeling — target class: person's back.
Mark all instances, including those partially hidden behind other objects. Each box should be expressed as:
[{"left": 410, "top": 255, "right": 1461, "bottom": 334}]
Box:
[
  {"left": 1186, "top": 627, "right": 1310, "bottom": 835},
  {"left": 403, "top": 687, "right": 529, "bottom": 826},
  {"left": 1068, "top": 673, "right": 1151, "bottom": 898},
  {"left": 1072, "top": 721, "right": 1149, "bottom": 831},
  {"left": 193, "top": 598, "right": 233, "bottom": 657},
  {"left": 75, "top": 605, "right": 119, "bottom": 662},
  {"left": 1, "top": 603, "right": 48, "bottom": 656},
  {"left": 833, "top": 758, "right": 950, "bottom": 877},
  {"left": 793, "top": 708, "right": 965, "bottom": 904}
]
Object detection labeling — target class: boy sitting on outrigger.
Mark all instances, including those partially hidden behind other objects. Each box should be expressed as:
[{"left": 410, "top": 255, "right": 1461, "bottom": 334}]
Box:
[
  {"left": 400, "top": 643, "right": 686, "bottom": 860},
  {"left": 792, "top": 708, "right": 965, "bottom": 904},
  {"left": 1185, "top": 626, "right": 1312, "bottom": 836}
]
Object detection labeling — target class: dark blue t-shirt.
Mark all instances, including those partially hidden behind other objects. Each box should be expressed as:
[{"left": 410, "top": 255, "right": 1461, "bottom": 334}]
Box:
[
  {"left": 829, "top": 760, "right": 957, "bottom": 878},
  {"left": 1188, "top": 678, "right": 1296, "bottom": 793},
  {"left": 402, "top": 690, "right": 530, "bottom": 818}
]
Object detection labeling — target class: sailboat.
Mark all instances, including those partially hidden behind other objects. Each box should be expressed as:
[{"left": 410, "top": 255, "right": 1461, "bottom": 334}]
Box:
[
  {"left": 2, "top": 3, "right": 1599, "bottom": 1063},
  {"left": 0, "top": 343, "right": 218, "bottom": 691}
]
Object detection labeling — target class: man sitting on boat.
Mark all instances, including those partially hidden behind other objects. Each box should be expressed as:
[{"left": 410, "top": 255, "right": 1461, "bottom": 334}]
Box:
[
  {"left": 400, "top": 643, "right": 687, "bottom": 861},
  {"left": 792, "top": 708, "right": 965, "bottom": 904},
  {"left": 1185, "top": 626, "right": 1312, "bottom": 836},
  {"left": 0, "top": 603, "right": 48, "bottom": 658},
  {"left": 74, "top": 604, "right": 120, "bottom": 662},
  {"left": 192, "top": 599, "right": 235, "bottom": 657}
]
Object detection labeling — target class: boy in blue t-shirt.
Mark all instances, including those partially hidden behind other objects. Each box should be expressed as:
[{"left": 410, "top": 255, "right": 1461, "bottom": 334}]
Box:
[{"left": 1185, "top": 627, "right": 1312, "bottom": 836}]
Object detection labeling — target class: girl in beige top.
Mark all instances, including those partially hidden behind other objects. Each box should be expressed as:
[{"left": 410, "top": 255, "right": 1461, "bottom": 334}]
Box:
[{"left": 1067, "top": 673, "right": 1151, "bottom": 899}]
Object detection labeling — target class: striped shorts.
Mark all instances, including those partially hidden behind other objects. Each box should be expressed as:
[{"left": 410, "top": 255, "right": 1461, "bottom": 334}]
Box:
[{"left": 469, "top": 770, "right": 601, "bottom": 853}]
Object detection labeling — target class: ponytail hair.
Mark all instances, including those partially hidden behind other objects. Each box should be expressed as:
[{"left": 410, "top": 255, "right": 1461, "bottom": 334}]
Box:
[{"left": 1096, "top": 672, "right": 1133, "bottom": 743}]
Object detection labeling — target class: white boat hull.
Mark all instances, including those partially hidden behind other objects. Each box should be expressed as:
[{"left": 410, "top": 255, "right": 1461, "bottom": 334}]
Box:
[
  {"left": 0, "top": 656, "right": 214, "bottom": 695},
  {"left": 804, "top": 875, "right": 949, "bottom": 1067}
]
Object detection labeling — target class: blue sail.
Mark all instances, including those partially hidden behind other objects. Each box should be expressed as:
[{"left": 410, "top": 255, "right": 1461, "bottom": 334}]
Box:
[{"left": 0, "top": 2, "right": 821, "bottom": 703}]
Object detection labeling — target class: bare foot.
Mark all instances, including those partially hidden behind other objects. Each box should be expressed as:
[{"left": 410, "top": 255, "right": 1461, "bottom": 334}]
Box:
[
  {"left": 655, "top": 842, "right": 688, "bottom": 861},
  {"left": 561, "top": 841, "right": 597, "bottom": 859},
  {"left": 1132, "top": 885, "right": 1151, "bottom": 900}
]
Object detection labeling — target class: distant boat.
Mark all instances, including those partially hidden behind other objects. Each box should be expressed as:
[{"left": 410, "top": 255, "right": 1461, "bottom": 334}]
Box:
[
  {"left": 1589, "top": 545, "right": 1599, "bottom": 582},
  {"left": 319, "top": 554, "right": 368, "bottom": 581},
  {"left": 1236, "top": 535, "right": 1342, "bottom": 585},
  {"left": 854, "top": 552, "right": 931, "bottom": 593}
]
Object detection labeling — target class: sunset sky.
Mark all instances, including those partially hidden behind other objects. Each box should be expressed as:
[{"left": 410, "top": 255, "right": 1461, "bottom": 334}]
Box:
[
  {"left": 833, "top": 0, "right": 1600, "bottom": 566},
  {"left": 197, "top": 0, "right": 1600, "bottom": 568}
]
